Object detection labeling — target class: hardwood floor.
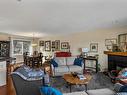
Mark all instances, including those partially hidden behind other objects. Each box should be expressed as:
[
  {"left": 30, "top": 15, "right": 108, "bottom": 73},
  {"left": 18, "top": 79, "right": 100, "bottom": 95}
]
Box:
[
  {"left": 0, "top": 85, "right": 6, "bottom": 95},
  {"left": 7, "top": 75, "right": 16, "bottom": 95},
  {"left": 0, "top": 75, "right": 16, "bottom": 95},
  {"left": 0, "top": 63, "right": 23, "bottom": 95}
]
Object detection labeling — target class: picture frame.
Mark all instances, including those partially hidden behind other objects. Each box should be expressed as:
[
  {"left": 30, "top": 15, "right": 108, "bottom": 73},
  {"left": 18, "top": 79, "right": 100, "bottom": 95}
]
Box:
[
  {"left": 105, "top": 38, "right": 117, "bottom": 46},
  {"left": 55, "top": 40, "right": 60, "bottom": 51},
  {"left": 61, "top": 42, "right": 69, "bottom": 49},
  {"left": 39, "top": 40, "right": 44, "bottom": 46},
  {"left": 45, "top": 41, "right": 51, "bottom": 51},
  {"left": 13, "top": 40, "right": 23, "bottom": 55},
  {"left": 90, "top": 43, "right": 98, "bottom": 52},
  {"left": 52, "top": 41, "right": 55, "bottom": 52}
]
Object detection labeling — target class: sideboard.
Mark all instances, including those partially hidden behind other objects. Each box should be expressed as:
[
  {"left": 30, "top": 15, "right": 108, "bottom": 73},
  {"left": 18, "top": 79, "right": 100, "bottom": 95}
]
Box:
[{"left": 104, "top": 51, "right": 127, "bottom": 71}]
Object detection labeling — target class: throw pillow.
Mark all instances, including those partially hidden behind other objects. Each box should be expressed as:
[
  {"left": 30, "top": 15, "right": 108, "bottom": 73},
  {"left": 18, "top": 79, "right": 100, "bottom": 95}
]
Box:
[
  {"left": 118, "top": 68, "right": 127, "bottom": 79},
  {"left": 40, "top": 86, "right": 63, "bottom": 95},
  {"left": 51, "top": 59, "right": 58, "bottom": 67},
  {"left": 122, "top": 72, "right": 127, "bottom": 77},
  {"left": 73, "top": 58, "right": 83, "bottom": 67}
]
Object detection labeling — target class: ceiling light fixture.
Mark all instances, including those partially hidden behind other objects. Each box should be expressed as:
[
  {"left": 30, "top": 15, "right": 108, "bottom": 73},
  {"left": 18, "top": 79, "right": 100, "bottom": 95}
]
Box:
[{"left": 31, "top": 33, "right": 37, "bottom": 47}]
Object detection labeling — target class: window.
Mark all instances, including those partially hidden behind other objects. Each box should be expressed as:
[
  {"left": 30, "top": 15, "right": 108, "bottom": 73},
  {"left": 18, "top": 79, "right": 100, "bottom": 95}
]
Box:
[{"left": 13, "top": 40, "right": 31, "bottom": 55}]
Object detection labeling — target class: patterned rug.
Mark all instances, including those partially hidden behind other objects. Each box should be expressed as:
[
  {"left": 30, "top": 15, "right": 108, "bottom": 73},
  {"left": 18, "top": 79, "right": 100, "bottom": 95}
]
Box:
[{"left": 50, "top": 72, "right": 114, "bottom": 93}]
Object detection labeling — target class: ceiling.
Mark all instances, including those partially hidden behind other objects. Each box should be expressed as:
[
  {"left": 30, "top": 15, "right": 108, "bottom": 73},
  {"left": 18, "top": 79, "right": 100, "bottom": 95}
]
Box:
[{"left": 0, "top": 0, "right": 127, "bottom": 37}]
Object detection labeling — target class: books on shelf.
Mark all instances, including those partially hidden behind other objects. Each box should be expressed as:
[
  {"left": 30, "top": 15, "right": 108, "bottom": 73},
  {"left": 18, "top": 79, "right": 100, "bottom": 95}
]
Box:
[{"left": 77, "top": 74, "right": 86, "bottom": 80}]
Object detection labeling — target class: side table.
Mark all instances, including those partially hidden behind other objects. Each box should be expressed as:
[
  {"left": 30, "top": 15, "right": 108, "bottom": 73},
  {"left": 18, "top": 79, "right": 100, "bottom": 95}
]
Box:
[{"left": 83, "top": 56, "right": 98, "bottom": 73}]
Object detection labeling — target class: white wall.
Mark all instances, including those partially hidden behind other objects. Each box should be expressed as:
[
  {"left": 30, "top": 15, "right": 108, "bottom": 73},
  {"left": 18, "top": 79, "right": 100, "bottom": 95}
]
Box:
[{"left": 39, "top": 27, "right": 127, "bottom": 71}]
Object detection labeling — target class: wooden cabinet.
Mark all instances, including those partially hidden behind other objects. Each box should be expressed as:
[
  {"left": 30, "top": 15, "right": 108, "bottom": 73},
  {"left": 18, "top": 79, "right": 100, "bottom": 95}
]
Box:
[{"left": 0, "top": 41, "right": 10, "bottom": 57}]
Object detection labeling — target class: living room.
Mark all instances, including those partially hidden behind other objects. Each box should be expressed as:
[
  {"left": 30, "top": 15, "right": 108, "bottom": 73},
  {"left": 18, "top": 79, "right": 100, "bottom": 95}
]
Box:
[{"left": 0, "top": 0, "right": 127, "bottom": 95}]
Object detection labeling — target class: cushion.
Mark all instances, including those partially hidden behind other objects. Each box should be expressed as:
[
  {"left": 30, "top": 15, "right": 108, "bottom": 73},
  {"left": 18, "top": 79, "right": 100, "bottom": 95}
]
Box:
[
  {"left": 73, "top": 58, "right": 83, "bottom": 67},
  {"left": 55, "top": 52, "right": 71, "bottom": 57},
  {"left": 118, "top": 68, "right": 127, "bottom": 75},
  {"left": 115, "top": 92, "right": 127, "bottom": 95},
  {"left": 54, "top": 66, "right": 69, "bottom": 73},
  {"left": 87, "top": 88, "right": 115, "bottom": 95},
  {"left": 54, "top": 57, "right": 66, "bottom": 66},
  {"left": 118, "top": 68, "right": 127, "bottom": 79},
  {"left": 68, "top": 65, "right": 82, "bottom": 72},
  {"left": 122, "top": 72, "right": 127, "bottom": 77},
  {"left": 119, "top": 84, "right": 127, "bottom": 92},
  {"left": 40, "top": 86, "right": 63, "bottom": 95},
  {"left": 51, "top": 59, "right": 58, "bottom": 67},
  {"left": 66, "top": 57, "right": 76, "bottom": 66}
]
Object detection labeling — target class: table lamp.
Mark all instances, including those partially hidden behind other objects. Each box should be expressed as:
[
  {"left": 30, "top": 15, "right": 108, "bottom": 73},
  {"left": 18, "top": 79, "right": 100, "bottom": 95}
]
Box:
[{"left": 81, "top": 48, "right": 89, "bottom": 58}]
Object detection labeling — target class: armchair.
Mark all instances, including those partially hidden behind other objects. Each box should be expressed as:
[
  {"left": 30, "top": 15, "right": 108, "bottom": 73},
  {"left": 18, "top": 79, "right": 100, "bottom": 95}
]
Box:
[
  {"left": 108, "top": 68, "right": 127, "bottom": 83},
  {"left": 11, "top": 73, "right": 42, "bottom": 95},
  {"left": 11, "top": 66, "right": 44, "bottom": 95}
]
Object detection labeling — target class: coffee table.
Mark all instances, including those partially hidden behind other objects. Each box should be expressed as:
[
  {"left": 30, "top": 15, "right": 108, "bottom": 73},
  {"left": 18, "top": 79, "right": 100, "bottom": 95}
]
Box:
[{"left": 63, "top": 73, "right": 92, "bottom": 92}]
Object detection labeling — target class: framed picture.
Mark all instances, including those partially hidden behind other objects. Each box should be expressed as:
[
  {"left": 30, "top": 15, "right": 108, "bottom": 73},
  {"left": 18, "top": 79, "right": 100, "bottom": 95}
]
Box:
[
  {"left": 105, "top": 38, "right": 117, "bottom": 46},
  {"left": 52, "top": 41, "right": 55, "bottom": 52},
  {"left": 90, "top": 43, "right": 98, "bottom": 52},
  {"left": 39, "top": 40, "right": 44, "bottom": 46},
  {"left": 13, "top": 40, "right": 23, "bottom": 55},
  {"left": 55, "top": 40, "right": 60, "bottom": 51},
  {"left": 45, "top": 41, "right": 51, "bottom": 51},
  {"left": 61, "top": 42, "right": 69, "bottom": 49}
]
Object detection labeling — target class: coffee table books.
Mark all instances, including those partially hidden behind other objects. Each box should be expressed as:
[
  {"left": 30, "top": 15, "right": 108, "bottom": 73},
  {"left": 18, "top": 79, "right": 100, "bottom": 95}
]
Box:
[{"left": 77, "top": 74, "right": 86, "bottom": 80}]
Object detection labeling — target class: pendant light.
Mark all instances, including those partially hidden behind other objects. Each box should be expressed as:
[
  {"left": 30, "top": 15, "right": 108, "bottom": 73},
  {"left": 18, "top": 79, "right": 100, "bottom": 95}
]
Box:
[{"left": 31, "top": 33, "right": 37, "bottom": 47}]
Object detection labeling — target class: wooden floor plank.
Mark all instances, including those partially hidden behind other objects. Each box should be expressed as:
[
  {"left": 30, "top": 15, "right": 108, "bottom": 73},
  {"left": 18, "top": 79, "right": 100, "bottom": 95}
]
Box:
[
  {"left": 0, "top": 85, "right": 6, "bottom": 95},
  {"left": 7, "top": 75, "right": 16, "bottom": 95}
]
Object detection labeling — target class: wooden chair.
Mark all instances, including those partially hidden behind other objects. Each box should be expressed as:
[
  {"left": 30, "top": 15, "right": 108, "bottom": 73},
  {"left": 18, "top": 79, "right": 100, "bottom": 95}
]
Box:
[
  {"left": 38, "top": 52, "right": 43, "bottom": 66},
  {"left": 23, "top": 52, "right": 30, "bottom": 66}
]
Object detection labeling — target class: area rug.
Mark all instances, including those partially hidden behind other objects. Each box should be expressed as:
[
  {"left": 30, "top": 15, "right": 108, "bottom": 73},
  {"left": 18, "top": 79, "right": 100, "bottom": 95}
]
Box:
[{"left": 50, "top": 72, "right": 114, "bottom": 93}]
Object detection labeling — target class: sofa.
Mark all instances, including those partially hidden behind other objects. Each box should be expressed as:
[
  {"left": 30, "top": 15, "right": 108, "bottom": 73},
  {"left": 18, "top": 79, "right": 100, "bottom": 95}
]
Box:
[{"left": 51, "top": 56, "right": 84, "bottom": 76}]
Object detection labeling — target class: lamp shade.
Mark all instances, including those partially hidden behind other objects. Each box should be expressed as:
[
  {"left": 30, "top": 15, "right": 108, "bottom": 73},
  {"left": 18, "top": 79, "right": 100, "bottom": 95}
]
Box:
[
  {"left": 82, "top": 48, "right": 89, "bottom": 53},
  {"left": 32, "top": 43, "right": 37, "bottom": 47}
]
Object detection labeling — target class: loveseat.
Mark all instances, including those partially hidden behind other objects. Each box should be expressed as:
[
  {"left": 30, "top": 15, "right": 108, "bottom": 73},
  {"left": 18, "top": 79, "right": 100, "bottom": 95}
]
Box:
[{"left": 51, "top": 57, "right": 84, "bottom": 76}]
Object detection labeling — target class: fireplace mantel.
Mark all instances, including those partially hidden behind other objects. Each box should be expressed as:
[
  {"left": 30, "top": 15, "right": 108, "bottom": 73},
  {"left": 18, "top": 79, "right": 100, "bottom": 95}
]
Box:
[
  {"left": 104, "top": 51, "right": 127, "bottom": 56},
  {"left": 104, "top": 51, "right": 127, "bottom": 71}
]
